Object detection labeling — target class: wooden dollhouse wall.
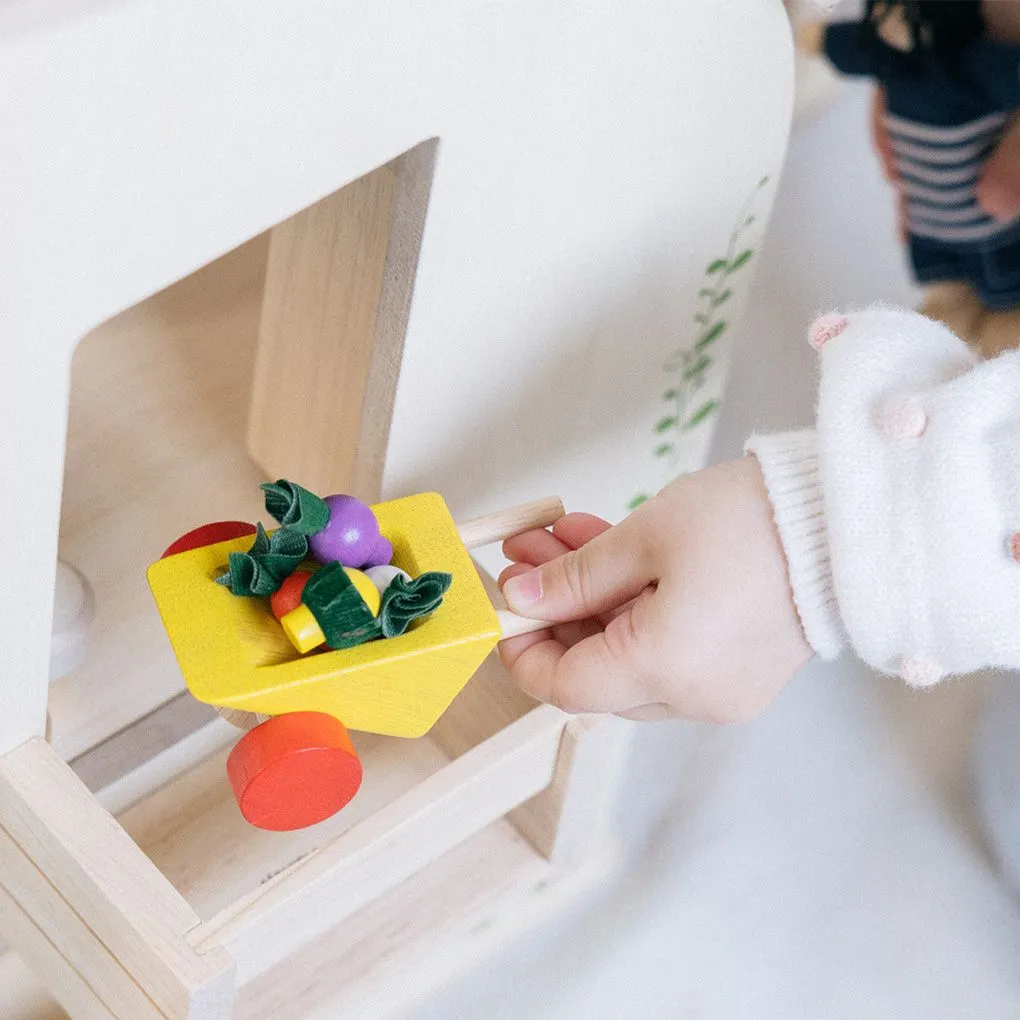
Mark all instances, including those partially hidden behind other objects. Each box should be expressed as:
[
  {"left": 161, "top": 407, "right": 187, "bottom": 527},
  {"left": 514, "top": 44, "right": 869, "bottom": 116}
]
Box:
[
  {"left": 0, "top": 0, "right": 793, "bottom": 758},
  {"left": 376, "top": 4, "right": 794, "bottom": 526}
]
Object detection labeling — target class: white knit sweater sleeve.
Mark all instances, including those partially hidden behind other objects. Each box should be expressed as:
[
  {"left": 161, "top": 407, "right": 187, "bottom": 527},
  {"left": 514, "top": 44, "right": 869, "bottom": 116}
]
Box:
[
  {"left": 744, "top": 429, "right": 845, "bottom": 661},
  {"left": 745, "top": 306, "right": 1020, "bottom": 688}
]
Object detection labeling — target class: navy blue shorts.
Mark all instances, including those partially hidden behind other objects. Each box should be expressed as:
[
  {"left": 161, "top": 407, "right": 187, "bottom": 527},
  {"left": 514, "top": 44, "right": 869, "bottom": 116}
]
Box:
[{"left": 910, "top": 229, "right": 1020, "bottom": 310}]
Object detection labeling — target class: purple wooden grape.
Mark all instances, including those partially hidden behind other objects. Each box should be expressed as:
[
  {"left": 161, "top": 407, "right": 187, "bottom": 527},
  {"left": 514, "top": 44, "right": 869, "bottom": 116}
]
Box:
[
  {"left": 308, "top": 495, "right": 380, "bottom": 567},
  {"left": 361, "top": 534, "right": 393, "bottom": 569}
]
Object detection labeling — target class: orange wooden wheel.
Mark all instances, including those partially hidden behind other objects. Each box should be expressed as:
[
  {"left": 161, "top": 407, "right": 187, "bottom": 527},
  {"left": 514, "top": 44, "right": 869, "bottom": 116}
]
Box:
[
  {"left": 226, "top": 712, "right": 363, "bottom": 831},
  {"left": 161, "top": 520, "right": 257, "bottom": 559}
]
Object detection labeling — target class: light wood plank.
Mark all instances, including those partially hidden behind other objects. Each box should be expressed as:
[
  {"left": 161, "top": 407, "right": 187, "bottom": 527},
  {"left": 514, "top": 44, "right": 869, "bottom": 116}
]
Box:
[
  {"left": 0, "top": 819, "right": 620, "bottom": 1020},
  {"left": 0, "top": 674, "right": 620, "bottom": 1019},
  {"left": 189, "top": 705, "right": 566, "bottom": 983},
  {"left": 510, "top": 715, "right": 630, "bottom": 867},
  {"left": 0, "top": 739, "right": 235, "bottom": 1019},
  {"left": 0, "top": 949, "right": 68, "bottom": 1020},
  {"left": 0, "top": 826, "right": 163, "bottom": 1019},
  {"left": 346, "top": 139, "right": 438, "bottom": 499},
  {"left": 71, "top": 694, "right": 218, "bottom": 798},
  {"left": 246, "top": 158, "right": 403, "bottom": 500}
]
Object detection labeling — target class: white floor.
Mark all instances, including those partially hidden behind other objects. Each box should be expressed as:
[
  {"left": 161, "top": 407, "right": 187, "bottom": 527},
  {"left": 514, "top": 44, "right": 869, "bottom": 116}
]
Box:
[{"left": 419, "top": 83, "right": 1020, "bottom": 1019}]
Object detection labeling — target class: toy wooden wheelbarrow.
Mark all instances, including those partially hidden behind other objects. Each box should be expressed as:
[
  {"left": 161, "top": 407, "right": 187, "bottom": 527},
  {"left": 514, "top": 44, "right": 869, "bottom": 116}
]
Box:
[{"left": 147, "top": 492, "right": 559, "bottom": 832}]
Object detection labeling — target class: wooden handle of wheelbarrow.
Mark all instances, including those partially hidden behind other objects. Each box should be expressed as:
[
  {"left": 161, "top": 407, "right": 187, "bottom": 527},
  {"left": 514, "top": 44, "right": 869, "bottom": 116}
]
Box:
[
  {"left": 455, "top": 497, "right": 564, "bottom": 641},
  {"left": 455, "top": 496, "right": 565, "bottom": 550},
  {"left": 495, "top": 609, "right": 553, "bottom": 640}
]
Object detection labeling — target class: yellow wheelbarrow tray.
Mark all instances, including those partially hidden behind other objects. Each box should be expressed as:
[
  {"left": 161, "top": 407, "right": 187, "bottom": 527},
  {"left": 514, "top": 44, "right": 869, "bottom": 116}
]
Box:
[{"left": 147, "top": 492, "right": 504, "bottom": 740}]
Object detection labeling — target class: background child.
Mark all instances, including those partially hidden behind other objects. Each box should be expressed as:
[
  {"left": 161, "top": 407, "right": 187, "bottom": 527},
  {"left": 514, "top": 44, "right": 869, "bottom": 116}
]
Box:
[{"left": 800, "top": 1, "right": 1020, "bottom": 356}]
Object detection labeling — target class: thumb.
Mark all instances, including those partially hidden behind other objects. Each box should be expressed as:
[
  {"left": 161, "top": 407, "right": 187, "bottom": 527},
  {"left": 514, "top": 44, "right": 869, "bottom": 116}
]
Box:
[{"left": 500, "top": 521, "right": 652, "bottom": 623}]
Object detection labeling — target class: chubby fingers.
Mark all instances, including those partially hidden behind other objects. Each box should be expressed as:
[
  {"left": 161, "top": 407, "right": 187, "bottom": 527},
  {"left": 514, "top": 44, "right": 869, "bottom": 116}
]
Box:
[
  {"left": 502, "top": 594, "right": 661, "bottom": 714},
  {"left": 498, "top": 526, "right": 593, "bottom": 661},
  {"left": 498, "top": 545, "right": 602, "bottom": 660},
  {"left": 501, "top": 515, "right": 653, "bottom": 624},
  {"left": 498, "top": 511, "right": 664, "bottom": 714},
  {"left": 502, "top": 511, "right": 613, "bottom": 569},
  {"left": 550, "top": 512, "right": 613, "bottom": 548},
  {"left": 502, "top": 527, "right": 571, "bottom": 569}
]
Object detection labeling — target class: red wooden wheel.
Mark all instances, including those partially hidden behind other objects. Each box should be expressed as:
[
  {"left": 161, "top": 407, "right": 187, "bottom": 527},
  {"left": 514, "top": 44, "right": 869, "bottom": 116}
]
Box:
[
  {"left": 161, "top": 520, "right": 257, "bottom": 559},
  {"left": 226, "top": 712, "right": 363, "bottom": 831}
]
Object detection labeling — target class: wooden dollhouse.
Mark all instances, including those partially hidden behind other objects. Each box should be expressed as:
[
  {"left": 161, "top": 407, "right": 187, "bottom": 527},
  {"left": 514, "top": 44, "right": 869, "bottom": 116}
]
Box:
[{"left": 0, "top": 1, "right": 793, "bottom": 1015}]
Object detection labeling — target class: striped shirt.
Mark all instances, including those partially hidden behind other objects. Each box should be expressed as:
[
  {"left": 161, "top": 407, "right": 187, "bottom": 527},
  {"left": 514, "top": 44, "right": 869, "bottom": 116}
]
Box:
[
  {"left": 887, "top": 111, "right": 1017, "bottom": 244},
  {"left": 823, "top": 20, "right": 1020, "bottom": 249}
]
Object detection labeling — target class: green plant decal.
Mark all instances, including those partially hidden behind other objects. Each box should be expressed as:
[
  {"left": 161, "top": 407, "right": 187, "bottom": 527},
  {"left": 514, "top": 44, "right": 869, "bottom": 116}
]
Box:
[{"left": 629, "top": 175, "right": 770, "bottom": 512}]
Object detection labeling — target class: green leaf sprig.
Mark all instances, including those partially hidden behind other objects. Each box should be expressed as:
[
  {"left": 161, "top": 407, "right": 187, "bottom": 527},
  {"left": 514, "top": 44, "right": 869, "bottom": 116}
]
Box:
[
  {"left": 215, "top": 524, "right": 308, "bottom": 597},
  {"left": 261, "top": 479, "right": 330, "bottom": 535},
  {"left": 630, "top": 174, "right": 770, "bottom": 511},
  {"left": 378, "top": 572, "right": 452, "bottom": 638}
]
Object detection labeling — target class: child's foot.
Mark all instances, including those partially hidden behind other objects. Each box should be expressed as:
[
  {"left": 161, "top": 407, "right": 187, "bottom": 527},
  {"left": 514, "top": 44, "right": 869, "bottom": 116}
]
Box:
[{"left": 974, "top": 307, "right": 1020, "bottom": 358}]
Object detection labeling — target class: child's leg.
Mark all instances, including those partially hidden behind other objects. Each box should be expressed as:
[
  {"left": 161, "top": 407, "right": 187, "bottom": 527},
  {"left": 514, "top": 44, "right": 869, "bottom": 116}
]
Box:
[
  {"left": 917, "top": 281, "right": 986, "bottom": 348},
  {"left": 968, "top": 235, "right": 1020, "bottom": 355},
  {"left": 910, "top": 234, "right": 985, "bottom": 344},
  {"left": 973, "top": 306, "right": 1020, "bottom": 357}
]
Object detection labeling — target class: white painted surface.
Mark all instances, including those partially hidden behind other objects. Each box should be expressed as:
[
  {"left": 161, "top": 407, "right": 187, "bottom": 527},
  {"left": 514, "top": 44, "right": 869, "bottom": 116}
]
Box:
[{"left": 0, "top": 0, "right": 792, "bottom": 754}]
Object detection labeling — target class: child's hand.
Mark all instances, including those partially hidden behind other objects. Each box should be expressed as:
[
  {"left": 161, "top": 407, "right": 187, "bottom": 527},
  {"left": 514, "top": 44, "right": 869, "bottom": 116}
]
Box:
[
  {"left": 979, "top": 116, "right": 1020, "bottom": 221},
  {"left": 498, "top": 457, "right": 812, "bottom": 723}
]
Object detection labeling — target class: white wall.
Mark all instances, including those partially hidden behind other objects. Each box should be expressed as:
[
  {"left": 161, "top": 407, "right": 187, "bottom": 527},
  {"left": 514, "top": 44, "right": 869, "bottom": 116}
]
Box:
[{"left": 0, "top": 0, "right": 794, "bottom": 749}]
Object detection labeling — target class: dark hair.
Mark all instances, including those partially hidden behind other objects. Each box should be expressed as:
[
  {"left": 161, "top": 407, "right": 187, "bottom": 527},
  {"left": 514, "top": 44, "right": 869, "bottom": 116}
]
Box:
[{"left": 862, "top": 1, "right": 984, "bottom": 59}]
